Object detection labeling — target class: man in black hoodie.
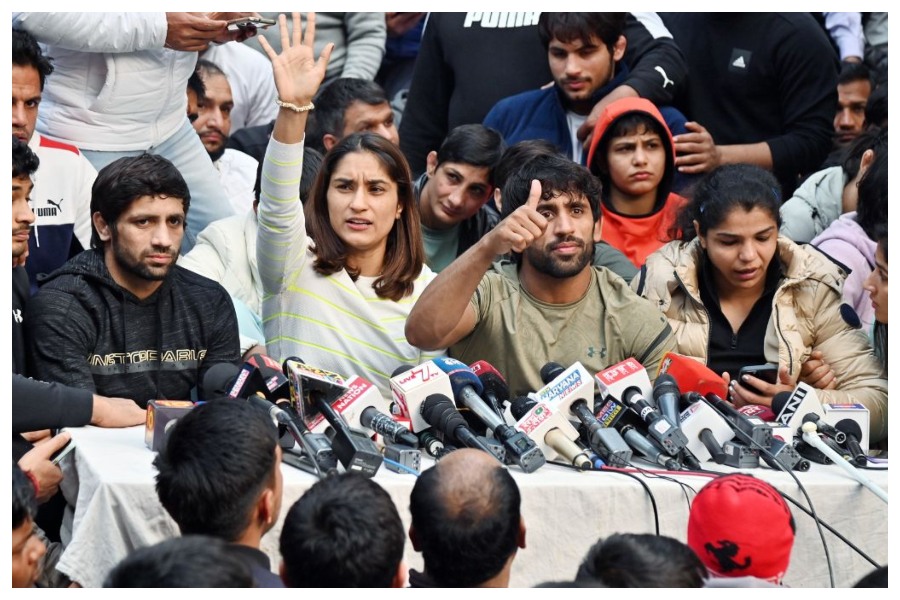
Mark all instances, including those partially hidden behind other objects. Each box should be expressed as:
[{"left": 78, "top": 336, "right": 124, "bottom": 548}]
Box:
[{"left": 26, "top": 153, "right": 240, "bottom": 407}]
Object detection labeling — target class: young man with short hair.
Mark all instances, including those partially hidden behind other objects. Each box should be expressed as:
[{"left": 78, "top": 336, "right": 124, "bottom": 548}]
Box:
[
  {"left": 279, "top": 472, "right": 406, "bottom": 588},
  {"left": 415, "top": 123, "right": 505, "bottom": 271},
  {"left": 25, "top": 153, "right": 240, "bottom": 406},
  {"left": 484, "top": 13, "right": 686, "bottom": 166},
  {"left": 305, "top": 77, "right": 399, "bottom": 153},
  {"left": 154, "top": 398, "right": 284, "bottom": 587},
  {"left": 407, "top": 151, "right": 674, "bottom": 396},
  {"left": 12, "top": 463, "right": 47, "bottom": 588},
  {"left": 190, "top": 60, "right": 258, "bottom": 214}
]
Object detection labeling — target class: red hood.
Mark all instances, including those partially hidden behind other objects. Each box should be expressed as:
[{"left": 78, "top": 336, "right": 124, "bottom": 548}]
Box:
[{"left": 586, "top": 97, "right": 675, "bottom": 183}]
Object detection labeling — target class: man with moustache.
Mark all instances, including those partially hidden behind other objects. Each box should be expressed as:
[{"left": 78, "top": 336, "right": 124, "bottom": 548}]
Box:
[
  {"left": 406, "top": 151, "right": 674, "bottom": 397},
  {"left": 189, "top": 61, "right": 258, "bottom": 214},
  {"left": 25, "top": 153, "right": 240, "bottom": 407},
  {"left": 483, "top": 13, "right": 686, "bottom": 166},
  {"left": 12, "top": 27, "right": 95, "bottom": 292}
]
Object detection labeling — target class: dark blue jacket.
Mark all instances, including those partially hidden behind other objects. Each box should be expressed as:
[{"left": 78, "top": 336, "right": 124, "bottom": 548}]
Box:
[{"left": 484, "top": 65, "right": 688, "bottom": 166}]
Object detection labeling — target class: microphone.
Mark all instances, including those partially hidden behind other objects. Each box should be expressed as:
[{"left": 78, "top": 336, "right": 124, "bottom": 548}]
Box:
[
  {"left": 510, "top": 396, "right": 592, "bottom": 471},
  {"left": 801, "top": 422, "right": 888, "bottom": 503},
  {"left": 202, "top": 362, "right": 247, "bottom": 400},
  {"left": 656, "top": 352, "right": 728, "bottom": 399},
  {"left": 595, "top": 358, "right": 653, "bottom": 404},
  {"left": 420, "top": 394, "right": 503, "bottom": 463},
  {"left": 245, "top": 354, "right": 291, "bottom": 400},
  {"left": 772, "top": 383, "right": 825, "bottom": 433},
  {"left": 835, "top": 420, "right": 868, "bottom": 467},
  {"left": 536, "top": 361, "right": 630, "bottom": 466},
  {"left": 432, "top": 358, "right": 545, "bottom": 473},
  {"left": 283, "top": 359, "right": 382, "bottom": 476},
  {"left": 621, "top": 386, "right": 688, "bottom": 456},
  {"left": 247, "top": 395, "right": 337, "bottom": 478},
  {"left": 802, "top": 413, "right": 846, "bottom": 444},
  {"left": 653, "top": 373, "right": 682, "bottom": 427},
  {"left": 306, "top": 375, "right": 418, "bottom": 447},
  {"left": 417, "top": 428, "right": 448, "bottom": 458},
  {"left": 702, "top": 393, "right": 773, "bottom": 449},
  {"left": 389, "top": 360, "right": 454, "bottom": 433},
  {"left": 469, "top": 360, "right": 510, "bottom": 421},
  {"left": 678, "top": 397, "right": 735, "bottom": 464},
  {"left": 620, "top": 425, "right": 682, "bottom": 470}
]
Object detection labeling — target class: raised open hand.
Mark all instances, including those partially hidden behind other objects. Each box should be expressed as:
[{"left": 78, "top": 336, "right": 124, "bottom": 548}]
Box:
[{"left": 257, "top": 12, "right": 334, "bottom": 108}]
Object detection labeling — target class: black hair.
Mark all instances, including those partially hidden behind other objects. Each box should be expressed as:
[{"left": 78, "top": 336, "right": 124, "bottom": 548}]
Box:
[
  {"left": 837, "top": 60, "right": 872, "bottom": 87},
  {"left": 575, "top": 533, "right": 708, "bottom": 587},
  {"left": 435, "top": 124, "right": 506, "bottom": 186},
  {"left": 841, "top": 127, "right": 886, "bottom": 180},
  {"left": 864, "top": 84, "right": 887, "bottom": 129},
  {"left": 279, "top": 472, "right": 405, "bottom": 587},
  {"left": 12, "top": 28, "right": 53, "bottom": 90},
  {"left": 153, "top": 398, "right": 279, "bottom": 542},
  {"left": 90, "top": 154, "right": 191, "bottom": 249},
  {"left": 492, "top": 139, "right": 564, "bottom": 195},
  {"left": 590, "top": 110, "right": 673, "bottom": 206},
  {"left": 676, "top": 164, "right": 782, "bottom": 242},
  {"left": 12, "top": 462, "right": 37, "bottom": 530},
  {"left": 12, "top": 136, "right": 40, "bottom": 179},
  {"left": 103, "top": 535, "right": 254, "bottom": 588},
  {"left": 409, "top": 462, "right": 521, "bottom": 587},
  {"left": 871, "top": 224, "right": 888, "bottom": 368},
  {"left": 538, "top": 12, "right": 627, "bottom": 51},
  {"left": 854, "top": 138, "right": 887, "bottom": 240},
  {"left": 306, "top": 78, "right": 390, "bottom": 153}
]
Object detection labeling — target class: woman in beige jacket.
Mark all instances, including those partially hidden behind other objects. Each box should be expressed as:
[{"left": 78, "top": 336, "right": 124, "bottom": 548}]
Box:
[{"left": 633, "top": 164, "right": 887, "bottom": 443}]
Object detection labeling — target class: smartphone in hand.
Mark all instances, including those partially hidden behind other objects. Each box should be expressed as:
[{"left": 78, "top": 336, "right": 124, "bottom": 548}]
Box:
[
  {"left": 226, "top": 16, "right": 276, "bottom": 32},
  {"left": 738, "top": 364, "right": 778, "bottom": 395},
  {"left": 50, "top": 440, "right": 76, "bottom": 465}
]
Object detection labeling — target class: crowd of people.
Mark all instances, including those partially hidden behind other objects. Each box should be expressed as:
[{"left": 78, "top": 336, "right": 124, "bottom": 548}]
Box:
[{"left": 9, "top": 10, "right": 888, "bottom": 588}]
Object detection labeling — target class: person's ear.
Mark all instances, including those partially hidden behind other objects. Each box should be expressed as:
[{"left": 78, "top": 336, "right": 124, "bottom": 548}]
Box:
[
  {"left": 323, "top": 134, "right": 338, "bottom": 151},
  {"left": 593, "top": 215, "right": 602, "bottom": 243},
  {"left": 258, "top": 488, "right": 275, "bottom": 528},
  {"left": 92, "top": 212, "right": 112, "bottom": 243},
  {"left": 493, "top": 187, "right": 503, "bottom": 213},
  {"left": 612, "top": 35, "right": 627, "bottom": 62},
  {"left": 517, "top": 517, "right": 527, "bottom": 549},
  {"left": 858, "top": 149, "right": 875, "bottom": 179},
  {"left": 693, "top": 219, "right": 705, "bottom": 249},
  {"left": 392, "top": 560, "right": 409, "bottom": 588},
  {"left": 426, "top": 151, "right": 439, "bottom": 177}
]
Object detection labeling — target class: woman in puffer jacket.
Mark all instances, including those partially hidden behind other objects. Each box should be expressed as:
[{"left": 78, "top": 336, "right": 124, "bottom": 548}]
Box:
[{"left": 633, "top": 164, "right": 887, "bottom": 444}]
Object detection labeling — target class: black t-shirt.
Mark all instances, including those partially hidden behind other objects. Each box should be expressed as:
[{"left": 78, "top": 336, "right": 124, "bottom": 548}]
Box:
[{"left": 699, "top": 256, "right": 783, "bottom": 380}]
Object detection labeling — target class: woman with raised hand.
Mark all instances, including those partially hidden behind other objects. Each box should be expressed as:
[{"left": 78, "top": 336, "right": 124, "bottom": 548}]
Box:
[
  {"left": 633, "top": 164, "right": 887, "bottom": 444},
  {"left": 256, "top": 13, "right": 443, "bottom": 398}
]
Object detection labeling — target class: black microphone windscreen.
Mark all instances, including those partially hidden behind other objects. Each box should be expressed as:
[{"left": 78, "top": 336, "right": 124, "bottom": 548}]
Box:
[
  {"left": 652, "top": 373, "right": 680, "bottom": 398},
  {"left": 421, "top": 394, "right": 467, "bottom": 434},
  {"left": 509, "top": 396, "right": 537, "bottom": 421},
  {"left": 392, "top": 364, "right": 414, "bottom": 377},
  {"left": 771, "top": 391, "right": 793, "bottom": 415},
  {"left": 834, "top": 418, "right": 863, "bottom": 440},
  {"left": 539, "top": 362, "right": 566, "bottom": 385},
  {"left": 201, "top": 362, "right": 242, "bottom": 400}
]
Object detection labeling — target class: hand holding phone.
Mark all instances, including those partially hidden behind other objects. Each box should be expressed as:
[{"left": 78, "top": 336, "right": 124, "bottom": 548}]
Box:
[
  {"left": 226, "top": 16, "right": 276, "bottom": 32},
  {"left": 738, "top": 364, "right": 779, "bottom": 396},
  {"left": 51, "top": 440, "right": 76, "bottom": 465}
]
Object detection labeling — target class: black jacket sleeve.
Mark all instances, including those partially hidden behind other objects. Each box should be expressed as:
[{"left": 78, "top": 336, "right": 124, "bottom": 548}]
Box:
[
  {"left": 399, "top": 14, "right": 453, "bottom": 176},
  {"left": 622, "top": 12, "right": 686, "bottom": 106},
  {"left": 12, "top": 374, "right": 93, "bottom": 434}
]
